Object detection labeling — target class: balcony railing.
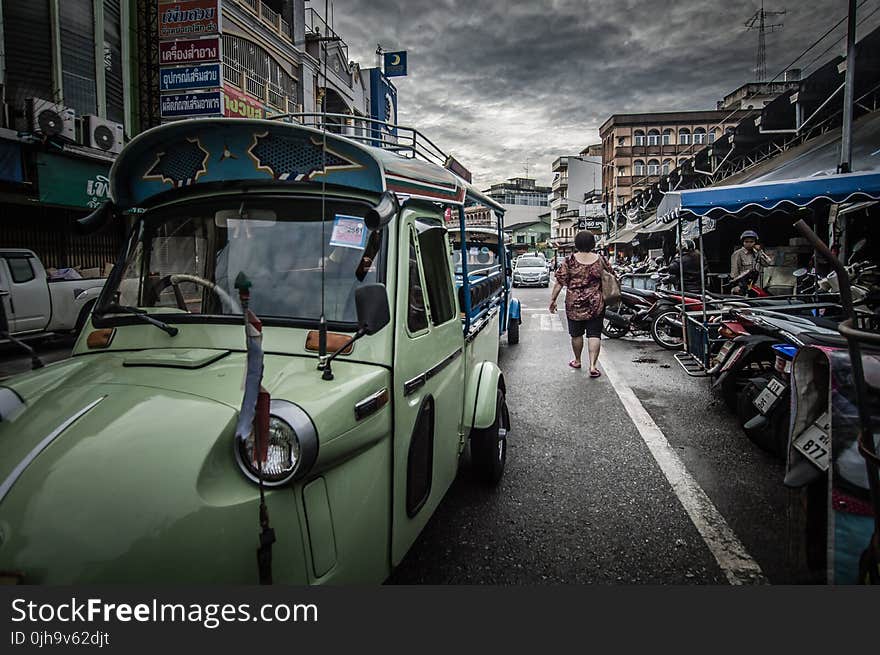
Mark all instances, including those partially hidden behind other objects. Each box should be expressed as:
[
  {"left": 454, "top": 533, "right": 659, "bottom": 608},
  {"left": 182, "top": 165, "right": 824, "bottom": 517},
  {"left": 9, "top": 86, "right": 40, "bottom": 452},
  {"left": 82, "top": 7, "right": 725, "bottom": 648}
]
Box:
[
  {"left": 223, "top": 59, "right": 296, "bottom": 113},
  {"left": 234, "top": 0, "right": 293, "bottom": 42},
  {"left": 305, "top": 8, "right": 349, "bottom": 65}
]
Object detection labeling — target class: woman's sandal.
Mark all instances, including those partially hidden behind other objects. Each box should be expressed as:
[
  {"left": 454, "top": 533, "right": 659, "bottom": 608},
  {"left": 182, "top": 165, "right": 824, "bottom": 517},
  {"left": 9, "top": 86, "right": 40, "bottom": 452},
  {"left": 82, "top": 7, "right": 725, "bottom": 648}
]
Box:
[
  {"left": 589, "top": 369, "right": 601, "bottom": 378},
  {"left": 568, "top": 360, "right": 582, "bottom": 369}
]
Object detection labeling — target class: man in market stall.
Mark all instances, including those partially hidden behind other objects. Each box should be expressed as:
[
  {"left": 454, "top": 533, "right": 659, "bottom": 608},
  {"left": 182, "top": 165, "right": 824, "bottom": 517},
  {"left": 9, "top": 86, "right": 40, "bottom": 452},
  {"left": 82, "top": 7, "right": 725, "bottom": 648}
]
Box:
[{"left": 730, "top": 230, "right": 772, "bottom": 293}]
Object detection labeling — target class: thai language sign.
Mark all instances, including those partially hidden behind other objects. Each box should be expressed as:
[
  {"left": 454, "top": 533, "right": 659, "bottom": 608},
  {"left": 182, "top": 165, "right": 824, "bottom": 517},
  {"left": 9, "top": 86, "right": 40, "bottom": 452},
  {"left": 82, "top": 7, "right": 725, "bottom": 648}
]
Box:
[
  {"left": 223, "top": 84, "right": 273, "bottom": 120},
  {"left": 37, "top": 154, "right": 111, "bottom": 209},
  {"left": 158, "top": 0, "right": 221, "bottom": 39},
  {"left": 159, "top": 36, "right": 221, "bottom": 65},
  {"left": 160, "top": 90, "right": 223, "bottom": 118},
  {"left": 160, "top": 63, "right": 222, "bottom": 91}
]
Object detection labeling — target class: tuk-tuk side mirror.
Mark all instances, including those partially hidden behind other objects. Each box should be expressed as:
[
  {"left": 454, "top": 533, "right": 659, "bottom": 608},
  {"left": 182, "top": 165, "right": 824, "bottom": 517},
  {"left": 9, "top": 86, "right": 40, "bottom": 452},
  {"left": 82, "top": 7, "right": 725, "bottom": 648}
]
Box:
[
  {"left": 364, "top": 191, "right": 399, "bottom": 232},
  {"left": 355, "top": 284, "right": 390, "bottom": 335},
  {"left": 76, "top": 201, "right": 118, "bottom": 235},
  {"left": 321, "top": 283, "right": 389, "bottom": 381}
]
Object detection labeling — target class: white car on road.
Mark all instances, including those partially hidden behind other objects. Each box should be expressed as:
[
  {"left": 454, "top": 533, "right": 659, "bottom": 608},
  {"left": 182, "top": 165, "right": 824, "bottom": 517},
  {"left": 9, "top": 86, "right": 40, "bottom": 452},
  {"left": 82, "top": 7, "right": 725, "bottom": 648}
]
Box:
[{"left": 0, "top": 249, "right": 104, "bottom": 341}]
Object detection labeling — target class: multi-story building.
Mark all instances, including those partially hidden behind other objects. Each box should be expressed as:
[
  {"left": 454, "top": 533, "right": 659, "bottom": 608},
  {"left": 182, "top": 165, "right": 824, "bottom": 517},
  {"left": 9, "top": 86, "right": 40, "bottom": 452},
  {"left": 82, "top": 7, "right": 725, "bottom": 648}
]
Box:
[
  {"left": 484, "top": 177, "right": 551, "bottom": 207},
  {"left": 550, "top": 144, "right": 603, "bottom": 243},
  {"left": 717, "top": 73, "right": 800, "bottom": 110},
  {"left": 138, "top": 1, "right": 375, "bottom": 131},
  {"left": 0, "top": 0, "right": 139, "bottom": 268},
  {"left": 599, "top": 109, "right": 752, "bottom": 216}
]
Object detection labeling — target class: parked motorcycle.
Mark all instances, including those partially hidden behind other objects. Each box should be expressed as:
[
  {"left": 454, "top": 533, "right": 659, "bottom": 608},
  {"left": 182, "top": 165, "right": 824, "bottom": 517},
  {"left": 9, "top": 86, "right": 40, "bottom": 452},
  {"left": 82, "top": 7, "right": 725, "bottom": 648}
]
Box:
[{"left": 602, "top": 271, "right": 677, "bottom": 340}]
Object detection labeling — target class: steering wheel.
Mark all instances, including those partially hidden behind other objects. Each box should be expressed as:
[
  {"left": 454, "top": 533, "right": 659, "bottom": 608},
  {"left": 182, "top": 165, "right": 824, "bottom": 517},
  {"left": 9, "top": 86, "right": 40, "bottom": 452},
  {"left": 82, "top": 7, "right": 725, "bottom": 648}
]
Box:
[{"left": 154, "top": 274, "right": 242, "bottom": 314}]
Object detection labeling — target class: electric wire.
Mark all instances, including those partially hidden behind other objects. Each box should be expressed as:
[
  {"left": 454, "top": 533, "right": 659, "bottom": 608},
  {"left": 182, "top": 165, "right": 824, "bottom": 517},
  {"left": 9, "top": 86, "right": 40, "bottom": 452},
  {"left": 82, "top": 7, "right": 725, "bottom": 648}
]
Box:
[{"left": 623, "top": 0, "right": 875, "bottom": 193}]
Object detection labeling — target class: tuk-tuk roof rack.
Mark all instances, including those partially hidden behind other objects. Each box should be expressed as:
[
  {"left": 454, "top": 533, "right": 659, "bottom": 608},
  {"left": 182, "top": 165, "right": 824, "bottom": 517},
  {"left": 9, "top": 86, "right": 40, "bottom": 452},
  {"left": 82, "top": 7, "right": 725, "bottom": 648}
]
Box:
[{"left": 270, "top": 113, "right": 451, "bottom": 169}]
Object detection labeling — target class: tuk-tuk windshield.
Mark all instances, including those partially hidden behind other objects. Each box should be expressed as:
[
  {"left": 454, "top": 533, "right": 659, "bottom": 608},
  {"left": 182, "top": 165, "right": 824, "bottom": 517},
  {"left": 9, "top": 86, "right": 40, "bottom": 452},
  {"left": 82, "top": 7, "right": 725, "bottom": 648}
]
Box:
[{"left": 101, "top": 197, "right": 386, "bottom": 326}]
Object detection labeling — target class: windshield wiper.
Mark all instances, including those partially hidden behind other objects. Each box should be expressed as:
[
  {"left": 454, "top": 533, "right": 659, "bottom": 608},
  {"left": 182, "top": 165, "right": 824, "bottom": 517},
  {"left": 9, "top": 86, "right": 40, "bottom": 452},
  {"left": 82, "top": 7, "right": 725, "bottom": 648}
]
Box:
[{"left": 99, "top": 303, "right": 179, "bottom": 337}]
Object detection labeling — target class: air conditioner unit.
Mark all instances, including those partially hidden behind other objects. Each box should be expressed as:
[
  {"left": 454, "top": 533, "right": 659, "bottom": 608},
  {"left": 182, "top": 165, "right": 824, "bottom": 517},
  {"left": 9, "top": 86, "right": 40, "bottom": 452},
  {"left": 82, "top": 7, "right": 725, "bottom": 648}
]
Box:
[
  {"left": 26, "top": 97, "right": 75, "bottom": 141},
  {"left": 83, "top": 115, "right": 124, "bottom": 155}
]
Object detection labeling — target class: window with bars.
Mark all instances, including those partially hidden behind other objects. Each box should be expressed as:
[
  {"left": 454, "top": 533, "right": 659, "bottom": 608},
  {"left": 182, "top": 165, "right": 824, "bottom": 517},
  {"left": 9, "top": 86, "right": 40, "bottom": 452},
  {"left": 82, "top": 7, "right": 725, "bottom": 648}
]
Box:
[{"left": 222, "top": 33, "right": 297, "bottom": 109}]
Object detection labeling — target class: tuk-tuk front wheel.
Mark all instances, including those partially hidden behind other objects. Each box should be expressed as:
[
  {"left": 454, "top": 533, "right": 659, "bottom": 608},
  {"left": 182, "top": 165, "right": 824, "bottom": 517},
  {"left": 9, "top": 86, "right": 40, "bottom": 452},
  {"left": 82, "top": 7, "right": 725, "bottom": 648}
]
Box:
[{"left": 471, "top": 389, "right": 509, "bottom": 486}]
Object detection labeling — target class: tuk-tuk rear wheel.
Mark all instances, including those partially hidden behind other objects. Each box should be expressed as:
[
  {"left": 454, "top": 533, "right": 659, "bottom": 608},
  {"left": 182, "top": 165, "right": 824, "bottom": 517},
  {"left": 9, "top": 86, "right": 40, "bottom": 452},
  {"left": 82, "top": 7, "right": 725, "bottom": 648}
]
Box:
[
  {"left": 507, "top": 319, "right": 519, "bottom": 344},
  {"left": 471, "top": 389, "right": 508, "bottom": 486}
]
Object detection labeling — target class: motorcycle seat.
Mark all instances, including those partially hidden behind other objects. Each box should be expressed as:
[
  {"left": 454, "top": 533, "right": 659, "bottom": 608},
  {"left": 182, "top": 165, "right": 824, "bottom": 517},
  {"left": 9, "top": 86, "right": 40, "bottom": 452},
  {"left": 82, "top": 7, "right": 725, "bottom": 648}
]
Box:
[{"left": 621, "top": 286, "right": 656, "bottom": 298}]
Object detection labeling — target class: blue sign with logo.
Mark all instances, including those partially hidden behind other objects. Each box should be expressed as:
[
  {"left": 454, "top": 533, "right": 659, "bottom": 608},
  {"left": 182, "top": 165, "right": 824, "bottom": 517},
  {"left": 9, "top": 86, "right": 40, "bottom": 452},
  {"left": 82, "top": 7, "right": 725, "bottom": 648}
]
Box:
[
  {"left": 383, "top": 51, "right": 407, "bottom": 77},
  {"left": 160, "top": 91, "right": 223, "bottom": 119},
  {"left": 160, "top": 63, "right": 222, "bottom": 92}
]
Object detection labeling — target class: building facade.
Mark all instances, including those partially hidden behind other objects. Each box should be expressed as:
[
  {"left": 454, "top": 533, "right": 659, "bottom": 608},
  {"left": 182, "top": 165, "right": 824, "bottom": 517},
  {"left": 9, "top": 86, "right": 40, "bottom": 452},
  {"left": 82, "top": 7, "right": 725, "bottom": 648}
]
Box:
[
  {"left": 139, "top": 1, "right": 376, "bottom": 131},
  {"left": 599, "top": 109, "right": 752, "bottom": 216},
  {"left": 550, "top": 143, "right": 603, "bottom": 243},
  {"left": 484, "top": 177, "right": 551, "bottom": 207},
  {"left": 0, "top": 0, "right": 138, "bottom": 269}
]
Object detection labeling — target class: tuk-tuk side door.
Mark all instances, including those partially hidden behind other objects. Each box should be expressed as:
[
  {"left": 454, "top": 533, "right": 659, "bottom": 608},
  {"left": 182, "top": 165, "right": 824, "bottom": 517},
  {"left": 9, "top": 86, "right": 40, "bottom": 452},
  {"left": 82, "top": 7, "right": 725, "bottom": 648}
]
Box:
[{"left": 391, "top": 212, "right": 465, "bottom": 566}]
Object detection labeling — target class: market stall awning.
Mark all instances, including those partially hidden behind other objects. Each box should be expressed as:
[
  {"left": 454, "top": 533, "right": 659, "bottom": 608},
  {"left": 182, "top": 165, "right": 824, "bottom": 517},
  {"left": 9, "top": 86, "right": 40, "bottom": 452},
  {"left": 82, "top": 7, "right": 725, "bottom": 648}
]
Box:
[
  {"left": 658, "top": 170, "right": 880, "bottom": 222},
  {"left": 604, "top": 226, "right": 638, "bottom": 244},
  {"left": 636, "top": 216, "right": 676, "bottom": 234},
  {"left": 657, "top": 109, "right": 880, "bottom": 223}
]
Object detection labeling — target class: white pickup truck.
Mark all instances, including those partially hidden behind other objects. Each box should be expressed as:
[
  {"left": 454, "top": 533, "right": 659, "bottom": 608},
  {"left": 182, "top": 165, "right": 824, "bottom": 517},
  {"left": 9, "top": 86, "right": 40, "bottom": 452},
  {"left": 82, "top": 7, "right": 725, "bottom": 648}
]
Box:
[{"left": 0, "top": 249, "right": 105, "bottom": 341}]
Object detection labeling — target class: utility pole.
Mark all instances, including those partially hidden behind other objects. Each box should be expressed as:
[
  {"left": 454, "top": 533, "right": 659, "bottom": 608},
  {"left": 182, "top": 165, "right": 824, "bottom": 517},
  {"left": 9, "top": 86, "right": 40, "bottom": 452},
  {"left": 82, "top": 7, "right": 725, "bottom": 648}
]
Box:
[
  {"left": 840, "top": 0, "right": 857, "bottom": 173},
  {"left": 745, "top": 1, "right": 785, "bottom": 82},
  {"left": 522, "top": 157, "right": 531, "bottom": 178}
]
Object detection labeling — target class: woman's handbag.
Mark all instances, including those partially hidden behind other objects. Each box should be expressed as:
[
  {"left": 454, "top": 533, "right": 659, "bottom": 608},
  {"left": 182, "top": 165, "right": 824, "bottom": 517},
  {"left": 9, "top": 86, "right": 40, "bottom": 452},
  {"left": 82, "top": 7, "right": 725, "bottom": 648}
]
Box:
[{"left": 600, "top": 257, "right": 621, "bottom": 305}]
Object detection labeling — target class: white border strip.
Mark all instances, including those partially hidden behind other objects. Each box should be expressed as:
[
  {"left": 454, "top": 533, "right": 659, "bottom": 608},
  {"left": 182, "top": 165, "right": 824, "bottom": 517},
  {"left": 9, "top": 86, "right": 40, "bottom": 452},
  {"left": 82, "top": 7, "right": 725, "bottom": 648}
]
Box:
[{"left": 600, "top": 357, "right": 766, "bottom": 585}]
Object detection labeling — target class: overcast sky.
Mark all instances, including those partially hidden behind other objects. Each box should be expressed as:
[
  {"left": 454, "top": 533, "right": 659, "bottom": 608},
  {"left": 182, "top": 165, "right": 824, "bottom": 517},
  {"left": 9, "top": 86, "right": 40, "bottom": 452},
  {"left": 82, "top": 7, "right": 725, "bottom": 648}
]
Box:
[{"left": 328, "top": 0, "right": 880, "bottom": 189}]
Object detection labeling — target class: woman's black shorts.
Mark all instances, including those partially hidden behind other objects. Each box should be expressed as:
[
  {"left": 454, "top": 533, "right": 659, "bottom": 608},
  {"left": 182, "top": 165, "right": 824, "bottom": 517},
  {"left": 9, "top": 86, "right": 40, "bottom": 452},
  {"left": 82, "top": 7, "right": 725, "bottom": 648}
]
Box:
[{"left": 567, "top": 315, "right": 604, "bottom": 338}]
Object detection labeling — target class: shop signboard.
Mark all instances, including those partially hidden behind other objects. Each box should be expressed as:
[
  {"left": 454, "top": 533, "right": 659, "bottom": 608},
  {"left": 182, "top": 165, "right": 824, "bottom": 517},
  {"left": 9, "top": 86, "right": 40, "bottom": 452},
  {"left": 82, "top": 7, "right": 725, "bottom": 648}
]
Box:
[
  {"left": 222, "top": 84, "right": 274, "bottom": 120},
  {"left": 158, "top": 0, "right": 221, "bottom": 39},
  {"left": 160, "top": 90, "right": 223, "bottom": 119},
  {"left": 159, "top": 36, "right": 221, "bottom": 66},
  {"left": 160, "top": 63, "right": 222, "bottom": 91},
  {"left": 577, "top": 218, "right": 605, "bottom": 231},
  {"left": 36, "top": 154, "right": 111, "bottom": 209},
  {"left": 383, "top": 51, "right": 408, "bottom": 77}
]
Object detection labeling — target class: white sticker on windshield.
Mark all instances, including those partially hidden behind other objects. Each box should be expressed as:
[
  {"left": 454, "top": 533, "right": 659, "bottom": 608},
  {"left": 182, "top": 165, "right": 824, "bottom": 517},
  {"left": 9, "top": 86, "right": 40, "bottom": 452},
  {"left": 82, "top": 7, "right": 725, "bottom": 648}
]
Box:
[{"left": 329, "top": 215, "right": 368, "bottom": 249}]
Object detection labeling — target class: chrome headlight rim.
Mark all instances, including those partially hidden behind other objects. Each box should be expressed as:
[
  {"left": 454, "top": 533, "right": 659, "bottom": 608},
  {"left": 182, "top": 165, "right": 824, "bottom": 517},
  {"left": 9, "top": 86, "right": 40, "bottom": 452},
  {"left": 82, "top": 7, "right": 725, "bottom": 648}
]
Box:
[{"left": 234, "top": 399, "right": 319, "bottom": 487}]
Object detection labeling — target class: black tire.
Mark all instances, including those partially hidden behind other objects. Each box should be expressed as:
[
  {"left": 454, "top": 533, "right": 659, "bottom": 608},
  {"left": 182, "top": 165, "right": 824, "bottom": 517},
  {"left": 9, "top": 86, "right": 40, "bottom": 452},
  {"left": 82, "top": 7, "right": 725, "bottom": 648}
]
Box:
[
  {"left": 471, "top": 389, "right": 509, "bottom": 486},
  {"left": 602, "top": 317, "right": 628, "bottom": 338},
  {"left": 543, "top": 282, "right": 549, "bottom": 288},
  {"left": 737, "top": 377, "right": 778, "bottom": 455},
  {"left": 507, "top": 318, "right": 520, "bottom": 345},
  {"left": 719, "top": 371, "right": 745, "bottom": 413},
  {"left": 650, "top": 310, "right": 683, "bottom": 350},
  {"left": 74, "top": 300, "right": 96, "bottom": 336}
]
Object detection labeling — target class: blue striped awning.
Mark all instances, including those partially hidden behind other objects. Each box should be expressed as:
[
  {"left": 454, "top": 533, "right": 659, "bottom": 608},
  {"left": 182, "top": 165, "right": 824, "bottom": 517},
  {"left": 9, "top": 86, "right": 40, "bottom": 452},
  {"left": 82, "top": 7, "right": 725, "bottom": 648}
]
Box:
[{"left": 658, "top": 170, "right": 880, "bottom": 223}]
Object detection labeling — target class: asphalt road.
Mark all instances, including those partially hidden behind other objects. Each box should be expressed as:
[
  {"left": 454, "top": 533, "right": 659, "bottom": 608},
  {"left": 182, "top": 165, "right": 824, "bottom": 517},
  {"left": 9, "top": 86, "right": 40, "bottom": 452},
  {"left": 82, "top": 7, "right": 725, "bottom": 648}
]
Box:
[
  {"left": 0, "top": 291, "right": 794, "bottom": 584},
  {"left": 388, "top": 285, "right": 791, "bottom": 584}
]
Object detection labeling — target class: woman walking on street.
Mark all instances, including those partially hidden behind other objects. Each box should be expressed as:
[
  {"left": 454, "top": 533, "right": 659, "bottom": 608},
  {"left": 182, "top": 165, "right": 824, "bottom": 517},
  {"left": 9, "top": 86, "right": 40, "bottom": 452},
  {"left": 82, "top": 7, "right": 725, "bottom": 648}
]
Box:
[{"left": 549, "top": 230, "right": 608, "bottom": 377}]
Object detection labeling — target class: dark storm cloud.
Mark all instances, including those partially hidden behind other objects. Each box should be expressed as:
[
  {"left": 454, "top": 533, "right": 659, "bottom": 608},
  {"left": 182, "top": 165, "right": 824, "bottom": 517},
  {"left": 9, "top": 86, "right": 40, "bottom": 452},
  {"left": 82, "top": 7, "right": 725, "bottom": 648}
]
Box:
[{"left": 329, "top": 0, "right": 879, "bottom": 187}]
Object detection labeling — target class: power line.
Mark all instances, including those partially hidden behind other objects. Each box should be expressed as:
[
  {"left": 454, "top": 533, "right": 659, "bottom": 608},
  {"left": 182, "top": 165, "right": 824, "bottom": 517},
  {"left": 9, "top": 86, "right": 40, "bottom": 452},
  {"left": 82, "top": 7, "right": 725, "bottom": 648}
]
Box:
[{"left": 745, "top": 1, "right": 786, "bottom": 82}]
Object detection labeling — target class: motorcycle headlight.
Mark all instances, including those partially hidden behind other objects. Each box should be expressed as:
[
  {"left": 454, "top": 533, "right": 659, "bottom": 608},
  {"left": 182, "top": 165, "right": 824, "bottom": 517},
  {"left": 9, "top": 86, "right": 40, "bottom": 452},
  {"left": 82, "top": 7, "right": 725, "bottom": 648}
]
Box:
[{"left": 234, "top": 400, "right": 319, "bottom": 487}]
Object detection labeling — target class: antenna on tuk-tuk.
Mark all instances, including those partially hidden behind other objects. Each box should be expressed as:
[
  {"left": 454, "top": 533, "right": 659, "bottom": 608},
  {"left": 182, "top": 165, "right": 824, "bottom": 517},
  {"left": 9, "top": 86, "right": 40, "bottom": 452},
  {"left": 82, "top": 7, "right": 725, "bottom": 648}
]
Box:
[{"left": 316, "top": 0, "right": 332, "bottom": 369}]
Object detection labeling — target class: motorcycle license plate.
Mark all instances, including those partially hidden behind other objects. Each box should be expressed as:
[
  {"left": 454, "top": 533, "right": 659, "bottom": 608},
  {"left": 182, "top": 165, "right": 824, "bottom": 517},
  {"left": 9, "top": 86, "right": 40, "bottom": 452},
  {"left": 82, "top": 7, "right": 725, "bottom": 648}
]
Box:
[
  {"left": 720, "top": 345, "right": 745, "bottom": 372},
  {"left": 792, "top": 412, "right": 831, "bottom": 471},
  {"left": 714, "top": 341, "right": 735, "bottom": 366},
  {"left": 753, "top": 377, "right": 787, "bottom": 414}
]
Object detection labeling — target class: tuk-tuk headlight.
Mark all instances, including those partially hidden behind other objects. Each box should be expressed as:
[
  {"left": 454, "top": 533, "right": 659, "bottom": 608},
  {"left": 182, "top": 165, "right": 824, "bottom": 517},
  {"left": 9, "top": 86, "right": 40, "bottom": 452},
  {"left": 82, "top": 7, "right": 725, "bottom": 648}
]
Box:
[{"left": 234, "top": 400, "right": 319, "bottom": 487}]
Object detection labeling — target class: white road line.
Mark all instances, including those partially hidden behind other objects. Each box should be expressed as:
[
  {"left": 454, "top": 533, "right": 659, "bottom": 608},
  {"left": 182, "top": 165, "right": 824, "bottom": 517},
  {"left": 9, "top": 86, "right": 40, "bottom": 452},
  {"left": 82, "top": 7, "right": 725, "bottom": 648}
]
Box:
[{"left": 599, "top": 353, "right": 767, "bottom": 585}]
